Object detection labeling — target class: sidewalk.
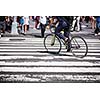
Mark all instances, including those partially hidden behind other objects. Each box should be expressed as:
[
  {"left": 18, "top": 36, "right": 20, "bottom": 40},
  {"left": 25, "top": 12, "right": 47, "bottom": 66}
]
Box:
[
  {"left": 2, "top": 27, "right": 51, "bottom": 37},
  {"left": 0, "top": 21, "right": 97, "bottom": 38}
]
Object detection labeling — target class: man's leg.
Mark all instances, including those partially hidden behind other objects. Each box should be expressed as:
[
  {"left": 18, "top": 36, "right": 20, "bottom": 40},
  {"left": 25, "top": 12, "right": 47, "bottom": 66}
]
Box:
[
  {"left": 77, "top": 16, "right": 80, "bottom": 31},
  {"left": 64, "top": 30, "right": 71, "bottom": 52},
  {"left": 71, "top": 17, "right": 76, "bottom": 31},
  {"left": 0, "top": 22, "right": 5, "bottom": 37},
  {"left": 55, "top": 23, "right": 66, "bottom": 40},
  {"left": 40, "top": 23, "right": 45, "bottom": 38}
]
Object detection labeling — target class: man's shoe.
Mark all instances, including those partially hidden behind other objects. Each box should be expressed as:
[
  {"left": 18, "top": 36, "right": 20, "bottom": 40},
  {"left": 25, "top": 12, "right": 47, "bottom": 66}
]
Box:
[
  {"left": 40, "top": 36, "right": 44, "bottom": 38},
  {"left": 95, "top": 33, "right": 98, "bottom": 36},
  {"left": 51, "top": 42, "right": 54, "bottom": 46},
  {"left": 64, "top": 38, "right": 68, "bottom": 45},
  {"left": 67, "top": 48, "right": 71, "bottom": 52}
]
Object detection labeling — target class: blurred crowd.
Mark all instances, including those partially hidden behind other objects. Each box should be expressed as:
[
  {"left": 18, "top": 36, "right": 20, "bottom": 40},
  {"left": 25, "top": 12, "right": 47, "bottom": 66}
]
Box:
[{"left": 0, "top": 16, "right": 100, "bottom": 37}]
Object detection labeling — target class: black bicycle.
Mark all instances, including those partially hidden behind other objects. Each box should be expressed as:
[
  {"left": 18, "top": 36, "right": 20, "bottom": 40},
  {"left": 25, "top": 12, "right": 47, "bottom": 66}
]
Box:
[{"left": 44, "top": 29, "right": 88, "bottom": 58}]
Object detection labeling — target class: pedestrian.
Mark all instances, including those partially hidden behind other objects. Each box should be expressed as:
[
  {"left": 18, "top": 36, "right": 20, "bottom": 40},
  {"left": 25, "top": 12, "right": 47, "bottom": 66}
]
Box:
[
  {"left": 94, "top": 16, "right": 100, "bottom": 35},
  {"left": 19, "top": 16, "right": 24, "bottom": 33},
  {"left": 17, "top": 16, "right": 22, "bottom": 33},
  {"left": 0, "top": 16, "right": 6, "bottom": 37},
  {"left": 34, "top": 16, "right": 40, "bottom": 29},
  {"left": 5, "top": 16, "right": 13, "bottom": 33},
  {"left": 85, "top": 16, "right": 90, "bottom": 27},
  {"left": 89, "top": 16, "right": 96, "bottom": 29},
  {"left": 70, "top": 16, "right": 81, "bottom": 32},
  {"left": 23, "top": 16, "right": 29, "bottom": 34},
  {"left": 39, "top": 16, "right": 47, "bottom": 38}
]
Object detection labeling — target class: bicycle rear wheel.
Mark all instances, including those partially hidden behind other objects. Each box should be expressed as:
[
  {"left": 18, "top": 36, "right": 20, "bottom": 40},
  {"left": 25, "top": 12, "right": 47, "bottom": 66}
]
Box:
[
  {"left": 70, "top": 36, "right": 88, "bottom": 58},
  {"left": 44, "top": 34, "right": 62, "bottom": 54}
]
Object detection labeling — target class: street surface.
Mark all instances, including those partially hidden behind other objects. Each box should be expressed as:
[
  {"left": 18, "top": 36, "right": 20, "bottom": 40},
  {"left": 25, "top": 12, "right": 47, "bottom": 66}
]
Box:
[{"left": 0, "top": 21, "right": 100, "bottom": 82}]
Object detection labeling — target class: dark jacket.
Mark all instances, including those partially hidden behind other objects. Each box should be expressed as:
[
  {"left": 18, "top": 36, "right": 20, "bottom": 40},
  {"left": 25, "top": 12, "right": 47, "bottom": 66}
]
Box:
[
  {"left": 0, "top": 16, "right": 5, "bottom": 22},
  {"left": 56, "top": 16, "right": 73, "bottom": 25}
]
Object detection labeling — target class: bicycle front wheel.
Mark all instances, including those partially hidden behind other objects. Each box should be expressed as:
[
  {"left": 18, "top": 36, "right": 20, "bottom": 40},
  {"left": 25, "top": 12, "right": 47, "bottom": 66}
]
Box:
[
  {"left": 70, "top": 36, "right": 88, "bottom": 58},
  {"left": 44, "top": 34, "right": 62, "bottom": 54}
]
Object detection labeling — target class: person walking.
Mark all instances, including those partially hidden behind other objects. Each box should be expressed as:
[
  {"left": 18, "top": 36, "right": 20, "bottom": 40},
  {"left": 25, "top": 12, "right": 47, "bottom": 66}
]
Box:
[
  {"left": 70, "top": 16, "right": 81, "bottom": 32},
  {"left": 23, "top": 16, "right": 29, "bottom": 34},
  {"left": 34, "top": 16, "right": 40, "bottom": 29},
  {"left": 0, "top": 16, "right": 6, "bottom": 37},
  {"left": 39, "top": 16, "right": 47, "bottom": 38},
  {"left": 94, "top": 16, "right": 100, "bottom": 35},
  {"left": 89, "top": 16, "right": 96, "bottom": 30},
  {"left": 18, "top": 16, "right": 24, "bottom": 33},
  {"left": 5, "top": 16, "right": 13, "bottom": 33}
]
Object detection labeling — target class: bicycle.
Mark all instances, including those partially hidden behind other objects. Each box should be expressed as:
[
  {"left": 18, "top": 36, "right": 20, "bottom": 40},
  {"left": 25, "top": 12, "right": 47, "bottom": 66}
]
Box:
[{"left": 44, "top": 27, "right": 88, "bottom": 58}]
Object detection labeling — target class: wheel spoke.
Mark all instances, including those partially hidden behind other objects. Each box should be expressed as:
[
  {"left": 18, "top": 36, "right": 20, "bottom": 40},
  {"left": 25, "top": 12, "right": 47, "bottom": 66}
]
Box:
[
  {"left": 44, "top": 34, "right": 61, "bottom": 54},
  {"left": 71, "top": 36, "right": 88, "bottom": 58}
]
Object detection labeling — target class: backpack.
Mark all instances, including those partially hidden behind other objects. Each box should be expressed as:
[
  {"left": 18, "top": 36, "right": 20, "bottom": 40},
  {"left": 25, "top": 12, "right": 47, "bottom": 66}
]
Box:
[
  {"left": 20, "top": 17, "right": 24, "bottom": 25},
  {"left": 62, "top": 16, "right": 73, "bottom": 25}
]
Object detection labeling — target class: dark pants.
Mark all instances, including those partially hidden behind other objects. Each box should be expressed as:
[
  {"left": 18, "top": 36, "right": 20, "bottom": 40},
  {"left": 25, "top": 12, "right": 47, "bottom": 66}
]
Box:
[
  {"left": 40, "top": 23, "right": 46, "bottom": 37},
  {"left": 55, "top": 21, "right": 71, "bottom": 50},
  {"left": 95, "top": 21, "right": 100, "bottom": 34},
  {"left": 35, "top": 16, "right": 40, "bottom": 29},
  {"left": 55, "top": 21, "right": 69, "bottom": 40},
  {"left": 85, "top": 16, "right": 90, "bottom": 23},
  {"left": 5, "top": 22, "right": 12, "bottom": 32},
  {"left": 0, "top": 21, "right": 6, "bottom": 33}
]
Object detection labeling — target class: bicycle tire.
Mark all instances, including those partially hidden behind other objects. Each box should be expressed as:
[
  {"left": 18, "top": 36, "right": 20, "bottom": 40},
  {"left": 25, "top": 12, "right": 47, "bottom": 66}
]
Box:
[
  {"left": 44, "top": 34, "right": 62, "bottom": 54},
  {"left": 70, "top": 36, "right": 88, "bottom": 58}
]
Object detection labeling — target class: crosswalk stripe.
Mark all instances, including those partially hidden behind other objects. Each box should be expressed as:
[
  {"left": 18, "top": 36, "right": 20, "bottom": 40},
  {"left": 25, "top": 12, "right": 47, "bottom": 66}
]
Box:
[
  {"left": 0, "top": 52, "right": 52, "bottom": 56},
  {"left": 0, "top": 66, "right": 100, "bottom": 73},
  {"left": 0, "top": 52, "right": 100, "bottom": 56},
  {"left": 0, "top": 56, "right": 100, "bottom": 61},
  {"left": 0, "top": 36, "right": 100, "bottom": 75},
  {"left": 0, "top": 41, "right": 100, "bottom": 44},
  {"left": 0, "top": 49, "right": 100, "bottom": 52},
  {"left": 0, "top": 61, "right": 99, "bottom": 66}
]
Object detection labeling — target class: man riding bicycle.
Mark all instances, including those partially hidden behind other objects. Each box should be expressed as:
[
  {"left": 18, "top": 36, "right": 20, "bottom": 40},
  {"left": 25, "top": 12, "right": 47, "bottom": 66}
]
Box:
[{"left": 54, "top": 16, "right": 72, "bottom": 52}]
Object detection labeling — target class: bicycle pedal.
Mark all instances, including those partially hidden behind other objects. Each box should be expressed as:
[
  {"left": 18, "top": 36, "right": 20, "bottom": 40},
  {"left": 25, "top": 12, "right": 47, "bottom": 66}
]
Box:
[
  {"left": 51, "top": 43, "right": 54, "bottom": 46},
  {"left": 67, "top": 49, "right": 71, "bottom": 52},
  {"left": 64, "top": 41, "right": 68, "bottom": 46}
]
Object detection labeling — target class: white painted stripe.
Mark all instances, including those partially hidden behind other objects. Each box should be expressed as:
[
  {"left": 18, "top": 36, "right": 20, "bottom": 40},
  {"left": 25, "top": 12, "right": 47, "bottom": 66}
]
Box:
[
  {"left": 0, "top": 38, "right": 44, "bottom": 43},
  {"left": 0, "top": 39, "right": 44, "bottom": 42},
  {"left": 0, "top": 49, "right": 100, "bottom": 52},
  {"left": 0, "top": 49, "right": 46, "bottom": 51},
  {"left": 0, "top": 47, "right": 100, "bottom": 49},
  {"left": 0, "top": 56, "right": 54, "bottom": 60},
  {"left": 0, "top": 42, "right": 100, "bottom": 44},
  {"left": 0, "top": 52, "right": 51, "bottom": 55},
  {"left": 0, "top": 42, "right": 44, "bottom": 44},
  {"left": 0, "top": 67, "right": 100, "bottom": 73},
  {"left": 0, "top": 38, "right": 99, "bottom": 43},
  {"left": 0, "top": 47, "right": 45, "bottom": 49},
  {"left": 0, "top": 49, "right": 67, "bottom": 52},
  {"left": 0, "top": 52, "right": 99, "bottom": 56},
  {"left": 0, "top": 37, "right": 44, "bottom": 40},
  {"left": 0, "top": 37, "right": 99, "bottom": 41},
  {"left": 0, "top": 61, "right": 99, "bottom": 66},
  {"left": 0, "top": 47, "right": 57, "bottom": 49},
  {"left": 0, "top": 56, "right": 100, "bottom": 61}
]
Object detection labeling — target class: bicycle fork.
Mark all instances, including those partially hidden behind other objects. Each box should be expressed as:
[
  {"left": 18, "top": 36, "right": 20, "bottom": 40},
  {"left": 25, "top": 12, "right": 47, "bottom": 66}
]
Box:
[
  {"left": 71, "top": 38, "right": 80, "bottom": 49},
  {"left": 51, "top": 34, "right": 56, "bottom": 46}
]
